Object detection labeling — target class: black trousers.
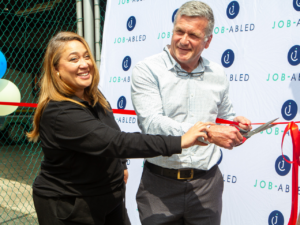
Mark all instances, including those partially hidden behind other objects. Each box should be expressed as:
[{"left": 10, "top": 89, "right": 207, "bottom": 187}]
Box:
[{"left": 33, "top": 192, "right": 131, "bottom": 225}]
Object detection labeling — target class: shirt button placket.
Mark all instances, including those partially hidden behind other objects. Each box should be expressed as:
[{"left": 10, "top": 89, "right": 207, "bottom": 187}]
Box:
[
  {"left": 191, "top": 94, "right": 194, "bottom": 117},
  {"left": 191, "top": 93, "right": 194, "bottom": 117},
  {"left": 189, "top": 77, "right": 196, "bottom": 119}
]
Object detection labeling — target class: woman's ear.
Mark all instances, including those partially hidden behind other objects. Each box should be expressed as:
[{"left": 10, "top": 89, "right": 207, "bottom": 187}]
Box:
[{"left": 54, "top": 67, "right": 61, "bottom": 78}]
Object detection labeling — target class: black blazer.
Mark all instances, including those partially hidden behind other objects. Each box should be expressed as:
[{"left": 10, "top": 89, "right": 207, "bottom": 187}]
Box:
[{"left": 33, "top": 96, "right": 181, "bottom": 197}]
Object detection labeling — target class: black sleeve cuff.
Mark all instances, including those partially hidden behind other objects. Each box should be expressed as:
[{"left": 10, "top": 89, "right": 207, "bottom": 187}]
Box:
[
  {"left": 166, "top": 136, "right": 182, "bottom": 156},
  {"left": 121, "top": 159, "right": 128, "bottom": 170}
]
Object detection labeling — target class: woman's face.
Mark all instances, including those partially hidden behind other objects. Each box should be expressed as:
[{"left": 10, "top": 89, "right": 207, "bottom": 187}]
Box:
[{"left": 56, "top": 40, "right": 94, "bottom": 94}]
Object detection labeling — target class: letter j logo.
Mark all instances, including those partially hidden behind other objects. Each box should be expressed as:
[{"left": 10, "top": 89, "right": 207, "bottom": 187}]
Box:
[
  {"left": 268, "top": 210, "right": 284, "bottom": 225},
  {"left": 294, "top": 0, "right": 300, "bottom": 11},
  {"left": 117, "top": 96, "right": 127, "bottom": 109},
  {"left": 281, "top": 100, "right": 298, "bottom": 121},
  {"left": 127, "top": 16, "right": 136, "bottom": 31},
  {"left": 275, "top": 155, "right": 291, "bottom": 176},
  {"left": 226, "top": 1, "right": 240, "bottom": 19},
  {"left": 288, "top": 45, "right": 300, "bottom": 66},
  {"left": 172, "top": 9, "right": 179, "bottom": 23},
  {"left": 122, "top": 56, "right": 132, "bottom": 71},
  {"left": 221, "top": 49, "right": 235, "bottom": 68}
]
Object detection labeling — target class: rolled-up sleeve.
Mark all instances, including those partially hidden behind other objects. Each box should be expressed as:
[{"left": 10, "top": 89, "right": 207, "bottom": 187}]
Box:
[{"left": 131, "top": 63, "right": 194, "bottom": 136}]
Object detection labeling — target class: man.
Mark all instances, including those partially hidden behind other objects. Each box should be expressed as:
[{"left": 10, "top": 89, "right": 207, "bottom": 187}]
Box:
[{"left": 131, "top": 1, "right": 251, "bottom": 224}]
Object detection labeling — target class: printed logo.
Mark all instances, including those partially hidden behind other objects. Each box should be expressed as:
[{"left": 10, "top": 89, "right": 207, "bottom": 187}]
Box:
[
  {"left": 294, "top": 0, "right": 300, "bottom": 11},
  {"left": 127, "top": 159, "right": 130, "bottom": 165},
  {"left": 266, "top": 72, "right": 300, "bottom": 82},
  {"left": 114, "top": 16, "right": 146, "bottom": 44},
  {"left": 221, "top": 49, "right": 235, "bottom": 68},
  {"left": 288, "top": 45, "right": 300, "bottom": 66},
  {"left": 254, "top": 155, "right": 293, "bottom": 193},
  {"left": 127, "top": 16, "right": 136, "bottom": 31},
  {"left": 272, "top": 19, "right": 300, "bottom": 29},
  {"left": 275, "top": 155, "right": 291, "bottom": 176},
  {"left": 122, "top": 56, "right": 132, "bottom": 71},
  {"left": 281, "top": 100, "right": 298, "bottom": 121},
  {"left": 115, "top": 115, "right": 136, "bottom": 124},
  {"left": 214, "top": 1, "right": 256, "bottom": 35},
  {"left": 217, "top": 149, "right": 223, "bottom": 165},
  {"left": 109, "top": 76, "right": 130, "bottom": 83},
  {"left": 226, "top": 1, "right": 240, "bottom": 19},
  {"left": 118, "top": 0, "right": 145, "bottom": 5},
  {"left": 268, "top": 210, "right": 284, "bottom": 225},
  {"left": 172, "top": 9, "right": 178, "bottom": 23},
  {"left": 117, "top": 96, "right": 127, "bottom": 109}
]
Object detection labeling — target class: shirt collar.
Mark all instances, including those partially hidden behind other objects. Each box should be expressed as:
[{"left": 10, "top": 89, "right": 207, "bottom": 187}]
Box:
[
  {"left": 163, "top": 45, "right": 208, "bottom": 74},
  {"left": 71, "top": 95, "right": 84, "bottom": 102},
  {"left": 70, "top": 95, "right": 91, "bottom": 106}
]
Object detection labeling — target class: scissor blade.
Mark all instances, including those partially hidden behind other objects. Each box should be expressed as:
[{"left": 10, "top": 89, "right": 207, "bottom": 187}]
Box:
[
  {"left": 244, "top": 118, "right": 279, "bottom": 138},
  {"left": 258, "top": 123, "right": 277, "bottom": 132}
]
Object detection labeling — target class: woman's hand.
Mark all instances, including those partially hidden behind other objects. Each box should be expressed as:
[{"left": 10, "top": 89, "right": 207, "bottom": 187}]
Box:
[
  {"left": 124, "top": 169, "right": 129, "bottom": 184},
  {"left": 181, "top": 122, "right": 214, "bottom": 149}
]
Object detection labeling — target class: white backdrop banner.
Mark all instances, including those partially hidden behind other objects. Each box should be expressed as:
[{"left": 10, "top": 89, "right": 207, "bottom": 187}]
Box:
[{"left": 99, "top": 1, "right": 300, "bottom": 224}]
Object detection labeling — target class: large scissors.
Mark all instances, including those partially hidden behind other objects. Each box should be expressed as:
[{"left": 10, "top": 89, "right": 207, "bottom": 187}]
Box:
[{"left": 232, "top": 118, "right": 279, "bottom": 141}]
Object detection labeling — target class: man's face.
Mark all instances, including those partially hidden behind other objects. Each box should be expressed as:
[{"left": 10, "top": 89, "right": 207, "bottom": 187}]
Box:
[{"left": 170, "top": 15, "right": 212, "bottom": 71}]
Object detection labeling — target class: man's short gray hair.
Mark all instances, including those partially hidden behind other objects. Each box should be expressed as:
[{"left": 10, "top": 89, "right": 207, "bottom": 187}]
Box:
[{"left": 174, "top": 1, "right": 215, "bottom": 40}]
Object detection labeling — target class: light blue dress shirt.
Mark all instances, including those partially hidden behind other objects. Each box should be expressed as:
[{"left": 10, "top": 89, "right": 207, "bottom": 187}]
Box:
[{"left": 131, "top": 46, "right": 236, "bottom": 170}]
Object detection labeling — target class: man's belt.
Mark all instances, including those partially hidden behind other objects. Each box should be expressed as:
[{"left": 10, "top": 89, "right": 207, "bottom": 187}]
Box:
[{"left": 145, "top": 161, "right": 208, "bottom": 181}]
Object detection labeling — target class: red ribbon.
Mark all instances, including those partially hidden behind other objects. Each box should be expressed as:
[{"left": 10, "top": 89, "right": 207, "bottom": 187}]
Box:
[
  {"left": 112, "top": 109, "right": 136, "bottom": 115},
  {"left": 216, "top": 117, "right": 300, "bottom": 125},
  {"left": 0, "top": 101, "right": 38, "bottom": 108},
  {"left": 281, "top": 122, "right": 300, "bottom": 225},
  {"left": 1, "top": 101, "right": 300, "bottom": 224},
  {"left": 216, "top": 118, "right": 240, "bottom": 126},
  {"left": 217, "top": 118, "right": 300, "bottom": 225}
]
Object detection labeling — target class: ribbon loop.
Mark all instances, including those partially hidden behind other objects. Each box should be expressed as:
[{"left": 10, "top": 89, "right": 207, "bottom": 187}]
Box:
[{"left": 281, "top": 122, "right": 300, "bottom": 225}]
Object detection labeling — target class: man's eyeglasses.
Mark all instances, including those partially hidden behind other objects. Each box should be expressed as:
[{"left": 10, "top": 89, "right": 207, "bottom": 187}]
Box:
[{"left": 173, "top": 59, "right": 205, "bottom": 77}]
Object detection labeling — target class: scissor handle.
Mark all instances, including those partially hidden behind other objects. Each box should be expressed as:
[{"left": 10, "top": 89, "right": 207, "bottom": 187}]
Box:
[{"left": 230, "top": 125, "right": 248, "bottom": 134}]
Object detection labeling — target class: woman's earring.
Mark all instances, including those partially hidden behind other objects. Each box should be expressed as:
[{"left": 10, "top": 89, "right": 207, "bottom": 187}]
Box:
[{"left": 57, "top": 72, "right": 60, "bottom": 78}]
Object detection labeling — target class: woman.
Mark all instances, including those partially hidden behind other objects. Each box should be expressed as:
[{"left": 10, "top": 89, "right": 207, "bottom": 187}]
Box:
[{"left": 27, "top": 31, "right": 211, "bottom": 225}]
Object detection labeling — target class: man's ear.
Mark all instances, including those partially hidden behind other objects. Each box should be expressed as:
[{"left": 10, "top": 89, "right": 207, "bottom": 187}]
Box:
[{"left": 205, "top": 34, "right": 213, "bottom": 49}]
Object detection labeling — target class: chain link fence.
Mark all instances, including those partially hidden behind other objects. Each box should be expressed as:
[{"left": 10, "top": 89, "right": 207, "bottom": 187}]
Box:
[{"left": 0, "top": 0, "right": 106, "bottom": 224}]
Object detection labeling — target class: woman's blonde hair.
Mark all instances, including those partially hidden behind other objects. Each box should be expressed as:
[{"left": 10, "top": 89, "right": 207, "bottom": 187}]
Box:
[{"left": 27, "top": 31, "right": 110, "bottom": 142}]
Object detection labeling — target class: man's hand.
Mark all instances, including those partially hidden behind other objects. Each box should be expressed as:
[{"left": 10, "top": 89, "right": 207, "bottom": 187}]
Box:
[
  {"left": 207, "top": 125, "right": 244, "bottom": 149},
  {"left": 233, "top": 116, "right": 252, "bottom": 131},
  {"left": 124, "top": 169, "right": 129, "bottom": 184}
]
